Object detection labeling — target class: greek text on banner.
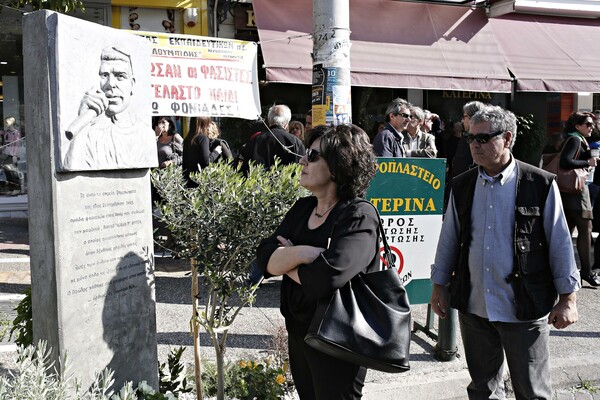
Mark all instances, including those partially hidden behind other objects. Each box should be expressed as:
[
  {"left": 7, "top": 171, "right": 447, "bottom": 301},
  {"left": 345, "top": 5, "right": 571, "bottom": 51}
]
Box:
[{"left": 134, "top": 31, "right": 261, "bottom": 120}]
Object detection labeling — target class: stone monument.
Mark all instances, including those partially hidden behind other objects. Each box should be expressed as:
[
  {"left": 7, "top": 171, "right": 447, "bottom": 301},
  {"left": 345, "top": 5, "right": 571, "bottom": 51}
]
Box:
[{"left": 23, "top": 11, "right": 159, "bottom": 389}]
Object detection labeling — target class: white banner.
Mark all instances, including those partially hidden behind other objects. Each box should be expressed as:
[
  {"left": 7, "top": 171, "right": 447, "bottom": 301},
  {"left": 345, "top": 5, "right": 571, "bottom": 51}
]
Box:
[{"left": 134, "top": 31, "right": 261, "bottom": 119}]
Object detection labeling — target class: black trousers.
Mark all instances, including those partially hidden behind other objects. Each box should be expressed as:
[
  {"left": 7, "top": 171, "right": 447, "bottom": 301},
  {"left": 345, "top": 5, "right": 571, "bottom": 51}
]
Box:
[{"left": 288, "top": 328, "right": 367, "bottom": 400}]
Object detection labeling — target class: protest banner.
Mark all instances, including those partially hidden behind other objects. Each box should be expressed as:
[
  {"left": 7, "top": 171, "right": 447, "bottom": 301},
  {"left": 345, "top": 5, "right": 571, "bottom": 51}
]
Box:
[
  {"left": 134, "top": 32, "right": 261, "bottom": 119},
  {"left": 366, "top": 158, "right": 446, "bottom": 304}
]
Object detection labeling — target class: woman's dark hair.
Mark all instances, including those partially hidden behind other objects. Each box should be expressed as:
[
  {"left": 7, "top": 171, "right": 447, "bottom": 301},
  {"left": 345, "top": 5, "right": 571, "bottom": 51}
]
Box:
[
  {"left": 564, "top": 111, "right": 592, "bottom": 134},
  {"left": 152, "top": 116, "right": 177, "bottom": 136},
  {"left": 306, "top": 124, "right": 377, "bottom": 200}
]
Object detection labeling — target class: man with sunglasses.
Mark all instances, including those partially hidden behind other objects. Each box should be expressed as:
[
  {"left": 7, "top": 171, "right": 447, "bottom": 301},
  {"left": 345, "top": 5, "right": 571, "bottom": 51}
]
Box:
[
  {"left": 372, "top": 98, "right": 412, "bottom": 157},
  {"left": 430, "top": 105, "right": 580, "bottom": 399},
  {"left": 401, "top": 106, "right": 437, "bottom": 158}
]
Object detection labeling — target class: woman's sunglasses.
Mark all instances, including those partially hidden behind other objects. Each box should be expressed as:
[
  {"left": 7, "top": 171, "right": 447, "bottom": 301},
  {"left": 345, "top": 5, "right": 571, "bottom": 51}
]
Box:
[
  {"left": 306, "top": 149, "right": 321, "bottom": 162},
  {"left": 464, "top": 130, "right": 505, "bottom": 144}
]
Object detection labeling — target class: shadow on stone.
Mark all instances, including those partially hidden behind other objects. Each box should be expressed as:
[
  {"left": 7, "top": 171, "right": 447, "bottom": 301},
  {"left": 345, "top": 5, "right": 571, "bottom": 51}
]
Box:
[{"left": 102, "top": 249, "right": 158, "bottom": 389}]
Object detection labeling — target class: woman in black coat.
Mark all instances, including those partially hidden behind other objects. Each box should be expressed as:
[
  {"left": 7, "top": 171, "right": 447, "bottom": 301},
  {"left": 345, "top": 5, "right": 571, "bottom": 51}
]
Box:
[{"left": 257, "top": 124, "right": 379, "bottom": 399}]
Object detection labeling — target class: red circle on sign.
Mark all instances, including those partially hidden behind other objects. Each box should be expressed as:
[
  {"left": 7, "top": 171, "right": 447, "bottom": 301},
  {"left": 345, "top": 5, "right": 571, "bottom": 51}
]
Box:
[{"left": 380, "top": 246, "right": 404, "bottom": 274}]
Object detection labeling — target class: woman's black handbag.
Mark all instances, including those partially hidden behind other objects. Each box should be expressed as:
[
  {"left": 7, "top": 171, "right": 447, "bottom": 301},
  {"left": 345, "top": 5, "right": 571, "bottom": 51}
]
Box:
[{"left": 304, "top": 201, "right": 411, "bottom": 373}]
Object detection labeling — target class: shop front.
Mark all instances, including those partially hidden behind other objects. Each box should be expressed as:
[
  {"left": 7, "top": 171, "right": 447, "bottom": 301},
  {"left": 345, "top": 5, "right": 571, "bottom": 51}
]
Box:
[{"left": 251, "top": 0, "right": 600, "bottom": 135}]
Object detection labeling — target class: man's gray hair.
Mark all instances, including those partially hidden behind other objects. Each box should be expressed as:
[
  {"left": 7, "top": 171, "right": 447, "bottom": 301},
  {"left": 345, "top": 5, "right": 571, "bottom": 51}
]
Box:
[
  {"left": 268, "top": 104, "right": 292, "bottom": 128},
  {"left": 463, "top": 101, "right": 487, "bottom": 118},
  {"left": 411, "top": 106, "right": 425, "bottom": 122},
  {"left": 100, "top": 46, "right": 133, "bottom": 75},
  {"left": 385, "top": 98, "right": 412, "bottom": 122},
  {"left": 471, "top": 105, "right": 518, "bottom": 150}
]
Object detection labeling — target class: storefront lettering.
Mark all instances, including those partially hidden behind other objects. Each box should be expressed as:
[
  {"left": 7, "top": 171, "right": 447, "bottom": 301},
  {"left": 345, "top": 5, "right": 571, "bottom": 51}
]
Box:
[
  {"left": 442, "top": 90, "right": 492, "bottom": 100},
  {"left": 246, "top": 10, "right": 256, "bottom": 27}
]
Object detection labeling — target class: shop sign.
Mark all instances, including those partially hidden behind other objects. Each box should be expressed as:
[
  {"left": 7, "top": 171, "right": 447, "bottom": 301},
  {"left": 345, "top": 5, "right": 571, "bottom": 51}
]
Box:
[
  {"left": 366, "top": 158, "right": 446, "bottom": 304},
  {"left": 442, "top": 90, "right": 493, "bottom": 100}
]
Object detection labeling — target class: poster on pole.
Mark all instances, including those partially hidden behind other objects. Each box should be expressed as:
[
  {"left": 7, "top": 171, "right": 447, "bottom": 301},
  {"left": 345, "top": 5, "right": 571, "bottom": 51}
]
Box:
[
  {"left": 134, "top": 32, "right": 261, "bottom": 119},
  {"left": 366, "top": 158, "right": 446, "bottom": 304}
]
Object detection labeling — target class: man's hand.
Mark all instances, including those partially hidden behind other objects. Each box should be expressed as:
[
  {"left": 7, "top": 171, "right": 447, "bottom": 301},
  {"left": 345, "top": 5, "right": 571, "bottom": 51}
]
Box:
[
  {"left": 548, "top": 292, "right": 578, "bottom": 329},
  {"left": 430, "top": 283, "right": 448, "bottom": 319},
  {"left": 79, "top": 88, "right": 108, "bottom": 117}
]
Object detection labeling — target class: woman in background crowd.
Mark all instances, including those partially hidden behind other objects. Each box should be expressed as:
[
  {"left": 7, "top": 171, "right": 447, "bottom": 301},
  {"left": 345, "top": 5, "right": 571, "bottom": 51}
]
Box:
[
  {"left": 289, "top": 120, "right": 305, "bottom": 142},
  {"left": 183, "top": 117, "right": 228, "bottom": 187},
  {"left": 560, "top": 111, "right": 599, "bottom": 286},
  {"left": 1, "top": 117, "right": 21, "bottom": 165},
  {"left": 154, "top": 116, "right": 183, "bottom": 169},
  {"left": 206, "top": 120, "right": 233, "bottom": 163}
]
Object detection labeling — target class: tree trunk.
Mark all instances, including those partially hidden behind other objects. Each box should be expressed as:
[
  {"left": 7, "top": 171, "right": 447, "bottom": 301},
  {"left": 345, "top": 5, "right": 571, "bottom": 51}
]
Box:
[
  {"left": 192, "top": 261, "right": 203, "bottom": 400},
  {"left": 215, "top": 339, "right": 225, "bottom": 400}
]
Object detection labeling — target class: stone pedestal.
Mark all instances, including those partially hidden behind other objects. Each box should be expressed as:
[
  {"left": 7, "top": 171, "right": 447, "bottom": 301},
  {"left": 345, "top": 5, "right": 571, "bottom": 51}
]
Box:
[{"left": 23, "top": 10, "right": 158, "bottom": 389}]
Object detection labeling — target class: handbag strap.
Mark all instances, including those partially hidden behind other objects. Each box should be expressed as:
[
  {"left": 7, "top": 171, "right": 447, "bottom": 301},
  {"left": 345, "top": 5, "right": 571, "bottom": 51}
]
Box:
[{"left": 335, "top": 198, "right": 395, "bottom": 271}]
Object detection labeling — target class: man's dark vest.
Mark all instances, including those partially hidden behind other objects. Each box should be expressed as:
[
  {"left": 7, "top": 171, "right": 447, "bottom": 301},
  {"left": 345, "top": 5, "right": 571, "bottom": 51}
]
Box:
[{"left": 449, "top": 160, "right": 557, "bottom": 320}]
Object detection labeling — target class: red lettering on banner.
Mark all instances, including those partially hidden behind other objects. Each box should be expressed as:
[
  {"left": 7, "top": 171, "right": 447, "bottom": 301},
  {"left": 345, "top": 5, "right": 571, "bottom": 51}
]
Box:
[
  {"left": 152, "top": 84, "right": 202, "bottom": 100},
  {"left": 151, "top": 63, "right": 182, "bottom": 78},
  {"left": 209, "top": 88, "right": 238, "bottom": 103}
]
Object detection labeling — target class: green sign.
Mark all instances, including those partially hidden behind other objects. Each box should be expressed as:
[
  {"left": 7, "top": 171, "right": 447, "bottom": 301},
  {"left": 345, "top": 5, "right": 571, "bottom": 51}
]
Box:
[{"left": 366, "top": 158, "right": 446, "bottom": 304}]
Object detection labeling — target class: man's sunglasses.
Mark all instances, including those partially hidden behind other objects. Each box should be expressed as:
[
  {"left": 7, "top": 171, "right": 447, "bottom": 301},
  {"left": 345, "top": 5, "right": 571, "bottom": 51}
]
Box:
[
  {"left": 306, "top": 148, "right": 321, "bottom": 162},
  {"left": 464, "top": 130, "right": 505, "bottom": 144},
  {"left": 395, "top": 112, "right": 410, "bottom": 119},
  {"left": 585, "top": 122, "right": 594, "bottom": 128}
]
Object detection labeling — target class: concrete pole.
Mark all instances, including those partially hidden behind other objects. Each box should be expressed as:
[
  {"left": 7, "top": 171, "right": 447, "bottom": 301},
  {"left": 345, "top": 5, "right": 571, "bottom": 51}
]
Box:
[{"left": 312, "top": 0, "right": 352, "bottom": 126}]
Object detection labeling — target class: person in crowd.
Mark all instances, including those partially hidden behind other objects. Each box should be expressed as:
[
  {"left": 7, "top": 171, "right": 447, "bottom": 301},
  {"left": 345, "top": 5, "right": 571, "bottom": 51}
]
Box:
[
  {"left": 589, "top": 114, "right": 600, "bottom": 272},
  {"left": 305, "top": 109, "right": 313, "bottom": 136},
  {"left": 559, "top": 111, "right": 599, "bottom": 286},
  {"left": 1, "top": 117, "right": 21, "bottom": 165},
  {"left": 369, "top": 120, "right": 385, "bottom": 142},
  {"left": 63, "top": 46, "right": 156, "bottom": 170},
  {"left": 449, "top": 101, "right": 487, "bottom": 178},
  {"left": 443, "top": 101, "right": 487, "bottom": 210},
  {"left": 206, "top": 120, "right": 233, "bottom": 163},
  {"left": 430, "top": 105, "right": 580, "bottom": 399},
  {"left": 372, "top": 98, "right": 412, "bottom": 157},
  {"left": 257, "top": 124, "right": 379, "bottom": 399},
  {"left": 422, "top": 110, "right": 435, "bottom": 133},
  {"left": 430, "top": 113, "right": 446, "bottom": 158},
  {"left": 289, "top": 120, "right": 305, "bottom": 142},
  {"left": 183, "top": 117, "right": 225, "bottom": 187},
  {"left": 237, "top": 104, "right": 306, "bottom": 175},
  {"left": 402, "top": 106, "right": 437, "bottom": 158},
  {"left": 154, "top": 116, "right": 183, "bottom": 169},
  {"left": 423, "top": 110, "right": 446, "bottom": 158},
  {"left": 445, "top": 121, "right": 464, "bottom": 171}
]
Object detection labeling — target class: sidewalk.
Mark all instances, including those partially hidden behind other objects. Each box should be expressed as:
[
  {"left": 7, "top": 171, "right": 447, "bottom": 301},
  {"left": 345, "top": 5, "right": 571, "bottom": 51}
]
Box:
[{"left": 0, "top": 217, "right": 599, "bottom": 399}]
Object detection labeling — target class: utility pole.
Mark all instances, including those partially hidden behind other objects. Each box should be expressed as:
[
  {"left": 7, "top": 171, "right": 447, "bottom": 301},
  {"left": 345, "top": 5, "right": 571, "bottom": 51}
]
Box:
[{"left": 312, "top": 0, "right": 351, "bottom": 126}]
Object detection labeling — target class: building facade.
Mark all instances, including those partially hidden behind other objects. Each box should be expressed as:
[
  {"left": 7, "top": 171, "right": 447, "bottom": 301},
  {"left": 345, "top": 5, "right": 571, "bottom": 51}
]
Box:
[{"left": 0, "top": 0, "right": 599, "bottom": 214}]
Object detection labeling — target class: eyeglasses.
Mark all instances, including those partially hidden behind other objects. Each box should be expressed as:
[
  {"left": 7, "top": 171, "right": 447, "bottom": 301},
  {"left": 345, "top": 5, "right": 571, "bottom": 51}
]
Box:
[
  {"left": 464, "top": 130, "right": 505, "bottom": 144},
  {"left": 409, "top": 115, "right": 419, "bottom": 120},
  {"left": 305, "top": 148, "right": 321, "bottom": 162},
  {"left": 395, "top": 112, "right": 410, "bottom": 119},
  {"left": 585, "top": 122, "right": 594, "bottom": 128}
]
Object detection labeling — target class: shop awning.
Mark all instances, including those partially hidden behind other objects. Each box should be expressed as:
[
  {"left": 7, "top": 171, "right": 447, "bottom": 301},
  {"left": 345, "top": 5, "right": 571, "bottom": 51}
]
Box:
[
  {"left": 489, "top": 14, "right": 600, "bottom": 92},
  {"left": 253, "top": 0, "right": 514, "bottom": 92}
]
